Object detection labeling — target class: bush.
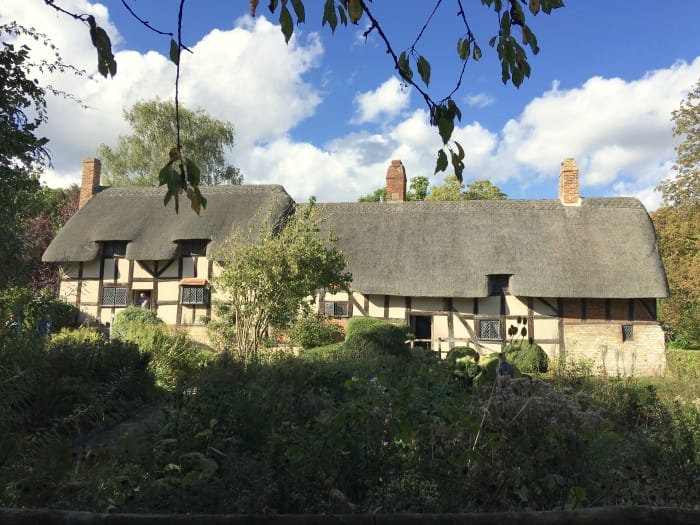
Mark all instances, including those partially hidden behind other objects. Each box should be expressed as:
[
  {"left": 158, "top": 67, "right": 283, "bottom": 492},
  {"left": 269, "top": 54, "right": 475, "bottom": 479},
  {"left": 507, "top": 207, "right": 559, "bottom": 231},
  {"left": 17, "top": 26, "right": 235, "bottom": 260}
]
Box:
[
  {"left": 666, "top": 347, "right": 700, "bottom": 383},
  {"left": 111, "top": 306, "right": 163, "bottom": 341},
  {"left": 344, "top": 317, "right": 388, "bottom": 340},
  {"left": 0, "top": 287, "right": 79, "bottom": 333},
  {"left": 112, "top": 307, "right": 212, "bottom": 389},
  {"left": 445, "top": 345, "right": 479, "bottom": 364},
  {"left": 505, "top": 340, "right": 549, "bottom": 374},
  {"left": 288, "top": 312, "right": 344, "bottom": 349},
  {"left": 343, "top": 321, "right": 409, "bottom": 359}
]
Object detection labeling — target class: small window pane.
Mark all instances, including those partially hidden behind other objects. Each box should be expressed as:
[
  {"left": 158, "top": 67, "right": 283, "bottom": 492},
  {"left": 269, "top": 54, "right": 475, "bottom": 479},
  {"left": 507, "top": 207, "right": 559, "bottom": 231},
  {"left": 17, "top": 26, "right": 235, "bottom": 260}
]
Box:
[
  {"left": 324, "top": 301, "right": 349, "bottom": 318},
  {"left": 181, "top": 286, "right": 208, "bottom": 305},
  {"left": 479, "top": 319, "right": 501, "bottom": 340},
  {"left": 622, "top": 324, "right": 634, "bottom": 342},
  {"left": 102, "top": 287, "right": 127, "bottom": 307}
]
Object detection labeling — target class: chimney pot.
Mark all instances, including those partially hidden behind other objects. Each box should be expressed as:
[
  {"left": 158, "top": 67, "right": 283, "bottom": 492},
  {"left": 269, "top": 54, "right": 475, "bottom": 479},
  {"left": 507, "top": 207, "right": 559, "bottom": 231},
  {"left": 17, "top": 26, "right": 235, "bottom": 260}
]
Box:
[
  {"left": 385, "top": 159, "right": 406, "bottom": 202},
  {"left": 79, "top": 157, "right": 101, "bottom": 208},
  {"left": 559, "top": 157, "right": 581, "bottom": 206}
]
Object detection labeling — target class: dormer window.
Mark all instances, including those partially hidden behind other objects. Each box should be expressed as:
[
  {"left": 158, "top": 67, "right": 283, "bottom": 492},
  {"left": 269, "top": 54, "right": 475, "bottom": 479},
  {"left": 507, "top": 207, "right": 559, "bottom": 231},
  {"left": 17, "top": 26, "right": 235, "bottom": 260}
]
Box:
[
  {"left": 179, "top": 239, "right": 209, "bottom": 257},
  {"left": 488, "top": 274, "right": 511, "bottom": 296},
  {"left": 103, "top": 241, "right": 127, "bottom": 258}
]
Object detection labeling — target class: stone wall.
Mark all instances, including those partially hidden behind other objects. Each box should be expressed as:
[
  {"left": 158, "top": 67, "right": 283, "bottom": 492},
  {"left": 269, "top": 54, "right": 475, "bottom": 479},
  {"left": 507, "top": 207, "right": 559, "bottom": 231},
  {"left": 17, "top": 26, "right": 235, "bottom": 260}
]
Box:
[{"left": 564, "top": 323, "right": 666, "bottom": 376}]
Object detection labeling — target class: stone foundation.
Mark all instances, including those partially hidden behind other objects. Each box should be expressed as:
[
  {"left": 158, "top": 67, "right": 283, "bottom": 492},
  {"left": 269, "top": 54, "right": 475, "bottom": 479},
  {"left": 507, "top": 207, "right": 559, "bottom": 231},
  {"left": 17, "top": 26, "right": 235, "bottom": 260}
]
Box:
[{"left": 563, "top": 323, "right": 666, "bottom": 376}]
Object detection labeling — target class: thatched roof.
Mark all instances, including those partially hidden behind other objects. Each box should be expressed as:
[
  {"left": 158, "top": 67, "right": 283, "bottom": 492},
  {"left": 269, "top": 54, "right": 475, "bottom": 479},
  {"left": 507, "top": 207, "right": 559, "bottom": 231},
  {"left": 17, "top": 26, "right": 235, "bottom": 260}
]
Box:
[
  {"left": 320, "top": 198, "right": 669, "bottom": 299},
  {"left": 43, "top": 185, "right": 294, "bottom": 262}
]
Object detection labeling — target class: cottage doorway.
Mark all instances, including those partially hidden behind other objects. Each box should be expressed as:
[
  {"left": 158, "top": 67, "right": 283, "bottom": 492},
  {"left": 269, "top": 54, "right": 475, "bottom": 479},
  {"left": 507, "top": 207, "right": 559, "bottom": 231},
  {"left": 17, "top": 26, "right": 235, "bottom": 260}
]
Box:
[{"left": 410, "top": 315, "right": 432, "bottom": 349}]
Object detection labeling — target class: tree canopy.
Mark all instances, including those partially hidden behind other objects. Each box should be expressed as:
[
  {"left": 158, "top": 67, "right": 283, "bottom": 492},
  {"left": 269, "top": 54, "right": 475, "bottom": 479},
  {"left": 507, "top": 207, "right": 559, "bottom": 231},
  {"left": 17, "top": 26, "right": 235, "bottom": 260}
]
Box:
[
  {"left": 425, "top": 175, "right": 508, "bottom": 201},
  {"left": 97, "top": 99, "right": 243, "bottom": 187},
  {"left": 653, "top": 77, "right": 700, "bottom": 347},
  {"left": 0, "top": 24, "right": 55, "bottom": 288},
  {"left": 209, "top": 199, "right": 352, "bottom": 359}
]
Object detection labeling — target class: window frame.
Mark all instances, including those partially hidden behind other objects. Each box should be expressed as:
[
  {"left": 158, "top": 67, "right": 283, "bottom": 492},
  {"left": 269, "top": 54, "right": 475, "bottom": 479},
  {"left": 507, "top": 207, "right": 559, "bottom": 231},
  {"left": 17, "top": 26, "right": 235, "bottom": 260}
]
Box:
[
  {"left": 103, "top": 241, "right": 127, "bottom": 258},
  {"left": 324, "top": 301, "right": 349, "bottom": 318},
  {"left": 478, "top": 319, "right": 502, "bottom": 341},
  {"left": 622, "top": 324, "right": 634, "bottom": 342},
  {"left": 179, "top": 239, "right": 209, "bottom": 257},
  {"left": 180, "top": 285, "right": 210, "bottom": 306},
  {"left": 102, "top": 286, "right": 128, "bottom": 307},
  {"left": 487, "top": 274, "right": 511, "bottom": 296}
]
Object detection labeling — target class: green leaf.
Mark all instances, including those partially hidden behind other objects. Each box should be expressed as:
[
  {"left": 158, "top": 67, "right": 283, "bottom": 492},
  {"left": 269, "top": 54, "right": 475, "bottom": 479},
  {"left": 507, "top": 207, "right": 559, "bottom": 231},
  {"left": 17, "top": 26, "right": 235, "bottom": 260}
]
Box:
[
  {"left": 451, "top": 150, "right": 465, "bottom": 182},
  {"left": 268, "top": 0, "right": 278, "bottom": 12},
  {"left": 528, "top": 0, "right": 540, "bottom": 15},
  {"left": 473, "top": 43, "right": 482, "bottom": 61},
  {"left": 185, "top": 158, "right": 201, "bottom": 187},
  {"left": 417, "top": 55, "right": 431, "bottom": 86},
  {"left": 190, "top": 186, "right": 207, "bottom": 215},
  {"left": 457, "top": 38, "right": 470, "bottom": 61},
  {"left": 169, "top": 39, "right": 179, "bottom": 65},
  {"left": 397, "top": 51, "right": 413, "bottom": 81},
  {"left": 500, "top": 11, "right": 511, "bottom": 35},
  {"left": 250, "top": 0, "right": 260, "bottom": 16},
  {"left": 337, "top": 5, "right": 348, "bottom": 26},
  {"left": 447, "top": 99, "right": 462, "bottom": 121},
  {"left": 280, "top": 5, "right": 294, "bottom": 43},
  {"left": 348, "top": 0, "right": 363, "bottom": 23},
  {"left": 158, "top": 162, "right": 173, "bottom": 186},
  {"left": 322, "top": 0, "right": 338, "bottom": 31},
  {"left": 435, "top": 149, "right": 448, "bottom": 174},
  {"left": 438, "top": 114, "right": 454, "bottom": 144},
  {"left": 489, "top": 35, "right": 497, "bottom": 47},
  {"left": 290, "top": 0, "right": 306, "bottom": 23}
]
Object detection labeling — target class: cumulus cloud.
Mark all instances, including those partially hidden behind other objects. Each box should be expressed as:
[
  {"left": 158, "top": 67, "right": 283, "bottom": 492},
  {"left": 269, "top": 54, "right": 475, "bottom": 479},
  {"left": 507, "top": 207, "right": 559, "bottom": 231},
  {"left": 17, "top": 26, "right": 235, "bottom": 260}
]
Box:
[
  {"left": 2, "top": 1, "right": 698, "bottom": 213},
  {"left": 351, "top": 77, "right": 410, "bottom": 124}
]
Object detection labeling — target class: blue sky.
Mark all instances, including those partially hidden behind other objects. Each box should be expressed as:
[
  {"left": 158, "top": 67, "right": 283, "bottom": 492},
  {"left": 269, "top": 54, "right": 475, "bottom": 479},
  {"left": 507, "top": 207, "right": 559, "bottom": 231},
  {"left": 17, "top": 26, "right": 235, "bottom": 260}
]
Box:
[{"left": 3, "top": 0, "right": 700, "bottom": 209}]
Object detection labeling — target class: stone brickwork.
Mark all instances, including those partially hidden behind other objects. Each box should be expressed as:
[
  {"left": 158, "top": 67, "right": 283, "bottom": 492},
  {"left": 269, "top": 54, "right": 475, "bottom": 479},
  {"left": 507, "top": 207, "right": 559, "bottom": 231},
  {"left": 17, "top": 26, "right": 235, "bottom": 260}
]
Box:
[
  {"left": 564, "top": 323, "right": 666, "bottom": 376},
  {"left": 79, "top": 157, "right": 101, "bottom": 208},
  {"left": 558, "top": 157, "right": 581, "bottom": 206},
  {"left": 385, "top": 159, "right": 406, "bottom": 202}
]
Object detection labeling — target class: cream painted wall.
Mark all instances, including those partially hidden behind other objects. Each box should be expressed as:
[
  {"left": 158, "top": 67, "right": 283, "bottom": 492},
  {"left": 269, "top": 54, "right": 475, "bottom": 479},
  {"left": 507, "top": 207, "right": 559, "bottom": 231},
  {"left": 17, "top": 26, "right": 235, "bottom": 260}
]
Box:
[
  {"left": 367, "top": 295, "right": 384, "bottom": 317},
  {"left": 505, "top": 295, "right": 528, "bottom": 315},
  {"left": 158, "top": 281, "right": 180, "bottom": 302},
  {"left": 82, "top": 261, "right": 101, "bottom": 279}
]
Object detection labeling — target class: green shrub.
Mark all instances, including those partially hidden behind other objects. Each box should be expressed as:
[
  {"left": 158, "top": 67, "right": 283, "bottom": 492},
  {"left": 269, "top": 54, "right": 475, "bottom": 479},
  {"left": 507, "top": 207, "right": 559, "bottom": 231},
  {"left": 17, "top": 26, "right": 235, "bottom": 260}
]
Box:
[
  {"left": 505, "top": 340, "right": 549, "bottom": 374},
  {"left": 112, "top": 307, "right": 212, "bottom": 389},
  {"left": 445, "top": 345, "right": 479, "bottom": 364},
  {"left": 666, "top": 347, "right": 700, "bottom": 383},
  {"left": 343, "top": 321, "right": 409, "bottom": 359},
  {"left": 111, "top": 306, "right": 163, "bottom": 342},
  {"left": 287, "top": 312, "right": 344, "bottom": 349},
  {"left": 0, "top": 287, "right": 79, "bottom": 333},
  {"left": 345, "top": 317, "right": 387, "bottom": 340}
]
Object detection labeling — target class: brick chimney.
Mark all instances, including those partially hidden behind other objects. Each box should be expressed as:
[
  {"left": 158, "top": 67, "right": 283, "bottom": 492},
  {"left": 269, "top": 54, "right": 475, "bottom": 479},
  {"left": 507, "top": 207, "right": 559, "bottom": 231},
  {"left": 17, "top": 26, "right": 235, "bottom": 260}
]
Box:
[
  {"left": 385, "top": 159, "right": 406, "bottom": 202},
  {"left": 79, "top": 157, "right": 101, "bottom": 208},
  {"left": 558, "top": 157, "right": 581, "bottom": 206}
]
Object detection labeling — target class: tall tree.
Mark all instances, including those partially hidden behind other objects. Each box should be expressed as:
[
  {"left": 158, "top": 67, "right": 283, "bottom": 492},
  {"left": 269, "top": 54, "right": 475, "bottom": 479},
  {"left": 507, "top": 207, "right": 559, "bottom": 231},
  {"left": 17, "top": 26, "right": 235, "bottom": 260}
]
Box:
[
  {"left": 658, "top": 78, "right": 700, "bottom": 207},
  {"left": 408, "top": 176, "right": 429, "bottom": 201},
  {"left": 653, "top": 77, "right": 700, "bottom": 347},
  {"left": 0, "top": 24, "right": 51, "bottom": 289},
  {"left": 97, "top": 99, "right": 243, "bottom": 186},
  {"left": 210, "top": 199, "right": 351, "bottom": 360},
  {"left": 424, "top": 174, "right": 465, "bottom": 201},
  {"left": 463, "top": 179, "right": 508, "bottom": 200}
]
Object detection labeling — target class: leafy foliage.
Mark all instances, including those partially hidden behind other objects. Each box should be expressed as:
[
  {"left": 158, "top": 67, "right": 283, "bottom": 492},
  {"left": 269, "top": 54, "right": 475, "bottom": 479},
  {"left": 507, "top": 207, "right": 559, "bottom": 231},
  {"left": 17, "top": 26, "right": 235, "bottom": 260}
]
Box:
[
  {"left": 97, "top": 99, "right": 243, "bottom": 188},
  {"left": 210, "top": 199, "right": 351, "bottom": 359},
  {"left": 504, "top": 340, "right": 549, "bottom": 374},
  {"left": 653, "top": 79, "right": 700, "bottom": 347},
  {"left": 112, "top": 306, "right": 212, "bottom": 389},
  {"left": 425, "top": 174, "right": 508, "bottom": 201},
  {"left": 287, "top": 311, "right": 344, "bottom": 349}
]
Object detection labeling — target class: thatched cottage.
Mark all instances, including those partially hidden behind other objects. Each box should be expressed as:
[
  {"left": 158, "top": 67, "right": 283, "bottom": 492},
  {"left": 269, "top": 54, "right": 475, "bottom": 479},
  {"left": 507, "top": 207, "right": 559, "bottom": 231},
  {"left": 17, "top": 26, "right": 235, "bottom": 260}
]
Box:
[{"left": 43, "top": 157, "right": 669, "bottom": 375}]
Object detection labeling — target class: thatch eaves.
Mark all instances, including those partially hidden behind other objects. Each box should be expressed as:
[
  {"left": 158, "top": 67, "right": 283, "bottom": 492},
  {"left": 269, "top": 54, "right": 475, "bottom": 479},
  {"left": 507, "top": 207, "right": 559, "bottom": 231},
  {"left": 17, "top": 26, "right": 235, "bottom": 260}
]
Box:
[
  {"left": 321, "top": 198, "right": 669, "bottom": 299},
  {"left": 42, "top": 185, "right": 294, "bottom": 262}
]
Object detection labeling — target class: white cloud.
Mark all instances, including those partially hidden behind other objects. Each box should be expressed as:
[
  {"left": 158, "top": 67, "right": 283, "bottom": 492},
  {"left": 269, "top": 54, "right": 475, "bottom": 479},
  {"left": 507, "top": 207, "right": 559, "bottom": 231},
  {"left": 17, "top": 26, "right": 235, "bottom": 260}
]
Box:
[
  {"left": 2, "top": 0, "right": 698, "bottom": 212},
  {"left": 465, "top": 92, "right": 495, "bottom": 108},
  {"left": 351, "top": 77, "right": 410, "bottom": 124}
]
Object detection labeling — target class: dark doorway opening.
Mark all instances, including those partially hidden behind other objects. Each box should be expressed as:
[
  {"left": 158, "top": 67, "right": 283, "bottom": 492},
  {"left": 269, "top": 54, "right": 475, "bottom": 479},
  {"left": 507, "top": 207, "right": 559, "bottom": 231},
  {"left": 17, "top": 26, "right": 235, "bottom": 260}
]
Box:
[{"left": 410, "top": 315, "right": 432, "bottom": 349}]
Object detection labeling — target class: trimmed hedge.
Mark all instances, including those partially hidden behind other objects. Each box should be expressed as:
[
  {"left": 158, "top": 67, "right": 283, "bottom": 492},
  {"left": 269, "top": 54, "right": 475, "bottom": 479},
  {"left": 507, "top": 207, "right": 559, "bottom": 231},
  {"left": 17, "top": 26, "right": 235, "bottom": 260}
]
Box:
[{"left": 505, "top": 341, "right": 549, "bottom": 374}]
